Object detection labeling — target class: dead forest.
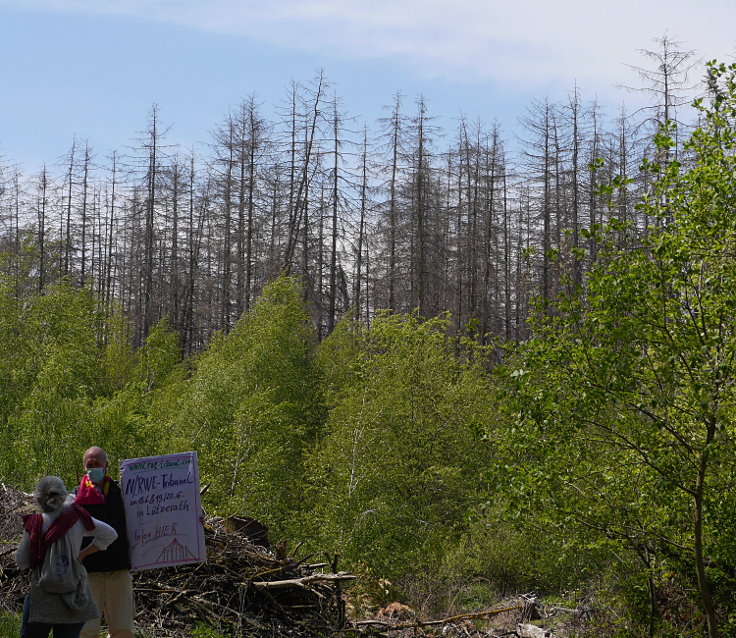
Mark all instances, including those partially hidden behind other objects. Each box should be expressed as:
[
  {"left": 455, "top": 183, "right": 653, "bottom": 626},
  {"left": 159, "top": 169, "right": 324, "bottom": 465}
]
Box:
[{"left": 0, "top": 39, "right": 700, "bottom": 350}]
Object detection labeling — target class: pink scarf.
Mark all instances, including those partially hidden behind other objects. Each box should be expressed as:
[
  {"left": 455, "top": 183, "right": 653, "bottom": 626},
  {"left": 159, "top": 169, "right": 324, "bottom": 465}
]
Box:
[
  {"left": 75, "top": 474, "right": 110, "bottom": 505},
  {"left": 22, "top": 504, "right": 94, "bottom": 568}
]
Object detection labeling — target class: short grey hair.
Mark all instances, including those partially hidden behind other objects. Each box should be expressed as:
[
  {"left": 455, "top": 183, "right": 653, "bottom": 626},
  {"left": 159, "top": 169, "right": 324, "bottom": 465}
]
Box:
[
  {"left": 34, "top": 476, "right": 68, "bottom": 513},
  {"left": 83, "top": 446, "right": 108, "bottom": 465}
]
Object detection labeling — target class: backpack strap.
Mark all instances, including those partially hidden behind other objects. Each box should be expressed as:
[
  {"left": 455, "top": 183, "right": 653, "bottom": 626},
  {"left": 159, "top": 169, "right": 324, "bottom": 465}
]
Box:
[
  {"left": 43, "top": 506, "right": 83, "bottom": 546},
  {"left": 24, "top": 506, "right": 83, "bottom": 568},
  {"left": 22, "top": 504, "right": 96, "bottom": 568},
  {"left": 70, "top": 502, "right": 95, "bottom": 531}
]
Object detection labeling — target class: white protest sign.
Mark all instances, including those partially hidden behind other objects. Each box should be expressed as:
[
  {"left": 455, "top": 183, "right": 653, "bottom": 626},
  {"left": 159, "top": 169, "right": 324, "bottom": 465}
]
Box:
[{"left": 120, "top": 451, "right": 206, "bottom": 571}]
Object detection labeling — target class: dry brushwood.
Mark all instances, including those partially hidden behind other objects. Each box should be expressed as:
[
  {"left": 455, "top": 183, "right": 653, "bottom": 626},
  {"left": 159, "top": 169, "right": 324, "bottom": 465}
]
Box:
[
  {"left": 0, "top": 483, "right": 353, "bottom": 637},
  {"left": 0, "top": 483, "right": 33, "bottom": 615},
  {"left": 352, "top": 604, "right": 522, "bottom": 632},
  {"left": 130, "top": 518, "right": 352, "bottom": 636}
]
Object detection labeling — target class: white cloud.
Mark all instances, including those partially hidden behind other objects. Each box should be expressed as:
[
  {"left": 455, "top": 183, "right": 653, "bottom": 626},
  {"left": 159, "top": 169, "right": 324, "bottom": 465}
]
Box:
[{"left": 5, "top": 0, "right": 735, "bottom": 96}]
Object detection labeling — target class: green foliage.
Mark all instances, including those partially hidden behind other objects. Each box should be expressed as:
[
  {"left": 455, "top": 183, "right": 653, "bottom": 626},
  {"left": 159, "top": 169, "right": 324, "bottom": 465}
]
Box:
[
  {"left": 2, "top": 282, "right": 108, "bottom": 485},
  {"left": 99, "top": 309, "right": 137, "bottom": 394},
  {"left": 445, "top": 506, "right": 600, "bottom": 599},
  {"left": 0, "top": 283, "right": 26, "bottom": 424},
  {"left": 315, "top": 308, "right": 365, "bottom": 407},
  {"left": 90, "top": 317, "right": 184, "bottom": 467},
  {"left": 189, "top": 622, "right": 230, "bottom": 638},
  {"left": 165, "top": 277, "right": 324, "bottom": 536},
  {"left": 0, "top": 277, "right": 502, "bottom": 617},
  {"left": 494, "top": 61, "right": 736, "bottom": 636},
  {"left": 307, "top": 311, "right": 494, "bottom": 580},
  {"left": 0, "top": 281, "right": 180, "bottom": 487},
  {"left": 133, "top": 316, "right": 182, "bottom": 393}
]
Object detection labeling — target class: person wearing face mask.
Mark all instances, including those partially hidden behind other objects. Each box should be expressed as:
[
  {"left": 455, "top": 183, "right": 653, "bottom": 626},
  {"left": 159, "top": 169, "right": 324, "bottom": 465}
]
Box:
[{"left": 71, "top": 446, "right": 135, "bottom": 638}]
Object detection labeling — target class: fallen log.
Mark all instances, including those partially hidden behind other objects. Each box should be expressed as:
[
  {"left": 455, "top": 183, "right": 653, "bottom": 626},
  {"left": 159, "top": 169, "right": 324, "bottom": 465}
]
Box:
[
  {"left": 252, "top": 572, "right": 357, "bottom": 589},
  {"left": 352, "top": 604, "right": 522, "bottom": 630}
]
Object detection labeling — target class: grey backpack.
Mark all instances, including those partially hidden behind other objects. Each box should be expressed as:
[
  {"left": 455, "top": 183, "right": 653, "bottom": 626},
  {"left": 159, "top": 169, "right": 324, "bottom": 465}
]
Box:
[{"left": 38, "top": 530, "right": 82, "bottom": 593}]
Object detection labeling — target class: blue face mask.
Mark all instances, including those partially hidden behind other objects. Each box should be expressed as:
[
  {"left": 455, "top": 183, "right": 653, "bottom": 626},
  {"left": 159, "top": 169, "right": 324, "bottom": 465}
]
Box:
[{"left": 86, "top": 467, "right": 105, "bottom": 483}]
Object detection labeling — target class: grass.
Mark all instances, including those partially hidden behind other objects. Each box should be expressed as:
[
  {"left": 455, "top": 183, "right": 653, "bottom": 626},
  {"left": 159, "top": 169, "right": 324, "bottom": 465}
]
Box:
[{"left": 0, "top": 612, "right": 20, "bottom": 638}]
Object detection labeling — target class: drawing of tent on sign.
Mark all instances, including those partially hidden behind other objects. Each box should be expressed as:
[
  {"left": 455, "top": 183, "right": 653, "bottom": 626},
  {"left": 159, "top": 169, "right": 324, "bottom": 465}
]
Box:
[{"left": 157, "top": 538, "right": 197, "bottom": 563}]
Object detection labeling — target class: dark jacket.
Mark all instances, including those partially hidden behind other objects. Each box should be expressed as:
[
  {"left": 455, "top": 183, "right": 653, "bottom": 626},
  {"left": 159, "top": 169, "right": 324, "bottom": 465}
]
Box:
[{"left": 74, "top": 480, "right": 131, "bottom": 572}]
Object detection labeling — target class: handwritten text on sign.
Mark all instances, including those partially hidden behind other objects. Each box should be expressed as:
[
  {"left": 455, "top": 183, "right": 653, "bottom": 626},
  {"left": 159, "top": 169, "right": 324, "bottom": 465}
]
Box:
[{"left": 120, "top": 452, "right": 206, "bottom": 571}]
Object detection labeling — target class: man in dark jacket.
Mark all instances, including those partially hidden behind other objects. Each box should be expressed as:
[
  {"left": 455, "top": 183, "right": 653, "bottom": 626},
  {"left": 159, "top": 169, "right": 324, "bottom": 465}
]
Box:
[{"left": 74, "top": 446, "right": 135, "bottom": 638}]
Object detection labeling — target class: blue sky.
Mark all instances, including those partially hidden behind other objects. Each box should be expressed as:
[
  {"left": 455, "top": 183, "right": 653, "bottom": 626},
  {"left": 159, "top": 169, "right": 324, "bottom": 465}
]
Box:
[{"left": 1, "top": 0, "right": 734, "bottom": 171}]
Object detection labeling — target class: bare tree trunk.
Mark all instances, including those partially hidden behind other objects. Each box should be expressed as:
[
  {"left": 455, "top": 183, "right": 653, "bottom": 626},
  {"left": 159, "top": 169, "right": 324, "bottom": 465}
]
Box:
[
  {"left": 317, "top": 185, "right": 325, "bottom": 339},
  {"left": 411, "top": 96, "right": 429, "bottom": 315},
  {"left": 143, "top": 118, "right": 157, "bottom": 343},
  {"left": 354, "top": 128, "right": 369, "bottom": 321},
  {"left": 467, "top": 122, "right": 480, "bottom": 322},
  {"left": 232, "top": 98, "right": 262, "bottom": 318},
  {"left": 184, "top": 154, "right": 197, "bottom": 353},
  {"left": 284, "top": 73, "right": 325, "bottom": 275},
  {"left": 327, "top": 96, "right": 341, "bottom": 333},
  {"left": 140, "top": 104, "right": 169, "bottom": 344},
  {"left": 79, "top": 141, "right": 91, "bottom": 286},
  {"left": 64, "top": 138, "right": 76, "bottom": 277},
  {"left": 245, "top": 104, "right": 260, "bottom": 313},
  {"left": 569, "top": 87, "right": 581, "bottom": 287},
  {"left": 502, "top": 168, "right": 511, "bottom": 341},
  {"left": 170, "top": 161, "right": 181, "bottom": 332},
  {"left": 105, "top": 152, "right": 118, "bottom": 309},
  {"left": 588, "top": 104, "right": 600, "bottom": 263},
  {"left": 454, "top": 138, "right": 464, "bottom": 329},
  {"left": 221, "top": 121, "right": 234, "bottom": 331},
  {"left": 386, "top": 92, "right": 402, "bottom": 312},
  {"left": 36, "top": 166, "right": 49, "bottom": 292},
  {"left": 482, "top": 129, "right": 499, "bottom": 338},
  {"left": 542, "top": 103, "right": 552, "bottom": 306}
]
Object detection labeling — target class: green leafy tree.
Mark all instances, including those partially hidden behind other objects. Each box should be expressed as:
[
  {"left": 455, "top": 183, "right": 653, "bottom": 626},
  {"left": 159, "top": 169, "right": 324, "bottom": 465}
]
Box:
[
  {"left": 0, "top": 282, "right": 27, "bottom": 430},
  {"left": 167, "top": 277, "right": 324, "bottom": 536},
  {"left": 308, "top": 311, "right": 493, "bottom": 580},
  {"left": 0, "top": 282, "right": 170, "bottom": 487},
  {"left": 499, "top": 62, "right": 736, "bottom": 638},
  {"left": 90, "top": 316, "right": 183, "bottom": 466},
  {"left": 3, "top": 283, "right": 108, "bottom": 485}
]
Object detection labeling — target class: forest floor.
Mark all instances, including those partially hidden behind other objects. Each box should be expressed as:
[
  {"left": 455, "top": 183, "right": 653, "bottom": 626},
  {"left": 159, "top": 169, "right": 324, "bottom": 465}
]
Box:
[{"left": 0, "top": 483, "right": 590, "bottom": 637}]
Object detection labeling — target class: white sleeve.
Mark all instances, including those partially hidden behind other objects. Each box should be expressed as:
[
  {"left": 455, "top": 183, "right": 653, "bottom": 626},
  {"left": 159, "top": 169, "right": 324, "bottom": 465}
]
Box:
[
  {"left": 14, "top": 531, "right": 31, "bottom": 570},
  {"left": 85, "top": 516, "right": 119, "bottom": 550}
]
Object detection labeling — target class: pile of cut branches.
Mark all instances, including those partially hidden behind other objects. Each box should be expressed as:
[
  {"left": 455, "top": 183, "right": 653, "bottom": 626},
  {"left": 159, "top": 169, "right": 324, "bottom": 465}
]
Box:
[
  {"left": 0, "top": 482, "right": 33, "bottom": 614},
  {"left": 131, "top": 518, "right": 355, "bottom": 636},
  {"left": 0, "top": 483, "right": 355, "bottom": 637}
]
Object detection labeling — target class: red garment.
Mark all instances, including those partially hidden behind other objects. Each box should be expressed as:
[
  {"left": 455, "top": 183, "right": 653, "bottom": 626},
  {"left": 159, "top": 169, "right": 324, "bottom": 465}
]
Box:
[
  {"left": 74, "top": 474, "right": 110, "bottom": 505},
  {"left": 22, "top": 504, "right": 94, "bottom": 568}
]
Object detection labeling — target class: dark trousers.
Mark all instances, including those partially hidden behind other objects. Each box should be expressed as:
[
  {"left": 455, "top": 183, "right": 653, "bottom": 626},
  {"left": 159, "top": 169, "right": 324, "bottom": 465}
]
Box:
[{"left": 20, "top": 595, "right": 84, "bottom": 638}]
